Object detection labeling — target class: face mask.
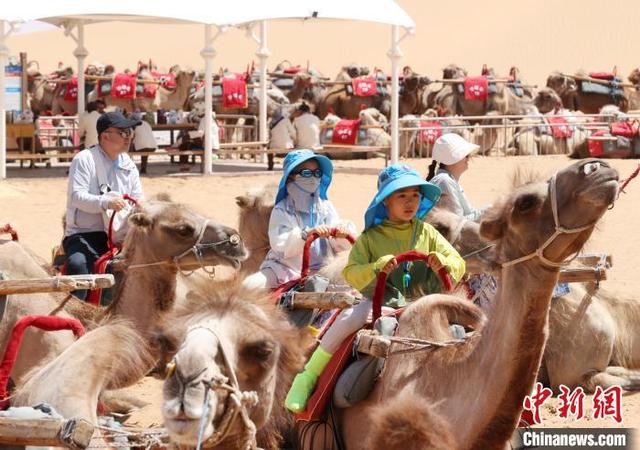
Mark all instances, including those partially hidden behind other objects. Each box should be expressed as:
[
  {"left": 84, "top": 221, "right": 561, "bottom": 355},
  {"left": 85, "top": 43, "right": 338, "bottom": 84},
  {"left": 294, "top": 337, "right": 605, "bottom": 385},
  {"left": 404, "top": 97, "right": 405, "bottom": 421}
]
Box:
[{"left": 293, "top": 175, "right": 321, "bottom": 193}]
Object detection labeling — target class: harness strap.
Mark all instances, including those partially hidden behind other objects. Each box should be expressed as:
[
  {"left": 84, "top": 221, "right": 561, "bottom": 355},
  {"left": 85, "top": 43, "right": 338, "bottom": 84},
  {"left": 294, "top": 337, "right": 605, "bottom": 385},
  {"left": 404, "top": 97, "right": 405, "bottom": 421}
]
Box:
[{"left": 502, "top": 172, "right": 603, "bottom": 268}]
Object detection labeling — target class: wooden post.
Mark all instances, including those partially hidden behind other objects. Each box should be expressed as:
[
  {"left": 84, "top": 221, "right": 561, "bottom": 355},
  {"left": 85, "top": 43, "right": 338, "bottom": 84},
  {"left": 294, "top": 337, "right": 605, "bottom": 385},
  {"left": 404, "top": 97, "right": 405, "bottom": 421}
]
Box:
[
  {"left": 289, "top": 291, "right": 357, "bottom": 310},
  {"left": 0, "top": 417, "right": 94, "bottom": 448},
  {"left": 0, "top": 274, "right": 114, "bottom": 295},
  {"left": 356, "top": 331, "right": 391, "bottom": 358},
  {"left": 19, "top": 53, "right": 27, "bottom": 113}
]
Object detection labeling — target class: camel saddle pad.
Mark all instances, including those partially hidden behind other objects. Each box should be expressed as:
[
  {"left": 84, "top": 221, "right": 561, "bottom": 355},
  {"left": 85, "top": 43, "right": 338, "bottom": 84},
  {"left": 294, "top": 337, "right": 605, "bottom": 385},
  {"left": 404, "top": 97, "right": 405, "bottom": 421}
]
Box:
[
  {"left": 351, "top": 77, "right": 377, "bottom": 97},
  {"left": 222, "top": 74, "right": 248, "bottom": 109},
  {"left": 580, "top": 79, "right": 624, "bottom": 98},
  {"left": 62, "top": 77, "right": 78, "bottom": 101},
  {"left": 545, "top": 116, "right": 573, "bottom": 138},
  {"left": 137, "top": 78, "right": 158, "bottom": 98},
  {"left": 418, "top": 121, "right": 443, "bottom": 144},
  {"left": 111, "top": 74, "right": 137, "bottom": 100},
  {"left": 463, "top": 76, "right": 489, "bottom": 101},
  {"left": 331, "top": 119, "right": 360, "bottom": 145},
  {"left": 610, "top": 120, "right": 639, "bottom": 138},
  {"left": 589, "top": 72, "right": 616, "bottom": 80},
  {"left": 293, "top": 333, "right": 357, "bottom": 422},
  {"left": 153, "top": 71, "right": 177, "bottom": 90}
]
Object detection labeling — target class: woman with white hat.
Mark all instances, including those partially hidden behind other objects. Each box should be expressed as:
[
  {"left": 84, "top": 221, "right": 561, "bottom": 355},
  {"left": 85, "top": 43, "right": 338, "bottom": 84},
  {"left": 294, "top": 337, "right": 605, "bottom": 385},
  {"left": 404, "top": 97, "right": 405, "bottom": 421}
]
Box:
[{"left": 427, "top": 133, "right": 486, "bottom": 222}]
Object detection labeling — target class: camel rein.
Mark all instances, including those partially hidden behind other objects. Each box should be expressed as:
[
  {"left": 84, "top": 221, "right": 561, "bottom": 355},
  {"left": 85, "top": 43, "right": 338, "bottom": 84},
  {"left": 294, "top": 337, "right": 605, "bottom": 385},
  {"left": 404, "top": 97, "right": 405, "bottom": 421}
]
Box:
[
  {"left": 126, "top": 219, "right": 242, "bottom": 277},
  {"left": 501, "top": 168, "right": 605, "bottom": 269},
  {"left": 172, "top": 324, "right": 259, "bottom": 450}
]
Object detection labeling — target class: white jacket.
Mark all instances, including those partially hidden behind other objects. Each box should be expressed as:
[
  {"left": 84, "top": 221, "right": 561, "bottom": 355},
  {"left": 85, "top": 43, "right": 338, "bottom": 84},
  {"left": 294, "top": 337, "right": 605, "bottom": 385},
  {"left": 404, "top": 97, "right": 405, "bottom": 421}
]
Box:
[
  {"left": 293, "top": 113, "right": 321, "bottom": 148},
  {"left": 269, "top": 117, "right": 296, "bottom": 150},
  {"left": 65, "top": 146, "right": 143, "bottom": 237},
  {"left": 260, "top": 196, "right": 356, "bottom": 285},
  {"left": 77, "top": 111, "right": 101, "bottom": 148}
]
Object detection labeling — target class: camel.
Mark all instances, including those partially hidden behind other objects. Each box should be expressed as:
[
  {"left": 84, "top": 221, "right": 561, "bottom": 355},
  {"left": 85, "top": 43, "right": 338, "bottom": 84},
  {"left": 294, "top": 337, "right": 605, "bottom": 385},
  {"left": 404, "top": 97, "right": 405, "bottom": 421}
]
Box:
[
  {"left": 294, "top": 159, "right": 618, "bottom": 450},
  {"left": 236, "top": 185, "right": 277, "bottom": 276},
  {"left": 0, "top": 198, "right": 248, "bottom": 386},
  {"left": 158, "top": 281, "right": 308, "bottom": 449},
  {"left": 87, "top": 68, "right": 196, "bottom": 112},
  {"left": 12, "top": 320, "right": 153, "bottom": 425},
  {"left": 316, "top": 65, "right": 390, "bottom": 120},
  {"left": 27, "top": 65, "right": 75, "bottom": 116},
  {"left": 398, "top": 66, "right": 432, "bottom": 117},
  {"left": 547, "top": 70, "right": 629, "bottom": 114}
]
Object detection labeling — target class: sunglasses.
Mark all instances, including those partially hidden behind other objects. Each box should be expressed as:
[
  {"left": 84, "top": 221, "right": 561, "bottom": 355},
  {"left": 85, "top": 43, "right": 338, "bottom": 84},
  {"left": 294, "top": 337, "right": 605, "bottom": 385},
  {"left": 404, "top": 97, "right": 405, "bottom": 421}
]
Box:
[
  {"left": 294, "top": 168, "right": 323, "bottom": 178},
  {"left": 107, "top": 128, "right": 134, "bottom": 139}
]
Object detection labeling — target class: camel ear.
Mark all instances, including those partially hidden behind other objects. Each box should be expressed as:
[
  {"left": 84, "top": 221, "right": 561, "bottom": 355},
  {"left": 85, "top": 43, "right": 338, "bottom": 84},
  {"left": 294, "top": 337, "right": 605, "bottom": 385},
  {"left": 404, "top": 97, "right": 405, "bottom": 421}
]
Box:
[
  {"left": 236, "top": 195, "right": 252, "bottom": 208},
  {"left": 480, "top": 215, "right": 506, "bottom": 241},
  {"left": 129, "top": 212, "right": 153, "bottom": 228}
]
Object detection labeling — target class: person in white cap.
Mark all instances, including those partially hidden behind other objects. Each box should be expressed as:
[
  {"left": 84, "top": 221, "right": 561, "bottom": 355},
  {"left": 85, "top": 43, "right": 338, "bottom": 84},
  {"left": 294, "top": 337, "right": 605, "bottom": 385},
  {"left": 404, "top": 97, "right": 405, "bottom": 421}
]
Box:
[{"left": 427, "top": 133, "right": 486, "bottom": 222}]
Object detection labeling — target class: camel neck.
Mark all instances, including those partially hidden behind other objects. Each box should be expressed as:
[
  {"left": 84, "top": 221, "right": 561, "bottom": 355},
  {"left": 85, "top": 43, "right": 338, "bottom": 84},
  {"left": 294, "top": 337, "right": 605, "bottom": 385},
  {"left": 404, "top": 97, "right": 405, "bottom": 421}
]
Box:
[{"left": 452, "top": 262, "right": 559, "bottom": 448}]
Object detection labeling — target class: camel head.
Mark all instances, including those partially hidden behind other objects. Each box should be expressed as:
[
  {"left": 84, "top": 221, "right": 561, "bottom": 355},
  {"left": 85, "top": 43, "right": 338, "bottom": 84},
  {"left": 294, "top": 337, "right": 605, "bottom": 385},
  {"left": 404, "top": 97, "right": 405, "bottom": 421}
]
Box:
[
  {"left": 342, "top": 64, "right": 369, "bottom": 79},
  {"left": 534, "top": 87, "right": 563, "bottom": 114},
  {"left": 546, "top": 71, "right": 578, "bottom": 103},
  {"left": 442, "top": 64, "right": 467, "bottom": 80},
  {"left": 426, "top": 205, "right": 495, "bottom": 274},
  {"left": 294, "top": 72, "right": 313, "bottom": 88},
  {"left": 629, "top": 68, "right": 640, "bottom": 86},
  {"left": 480, "top": 160, "right": 618, "bottom": 268},
  {"left": 159, "top": 283, "right": 306, "bottom": 449},
  {"left": 123, "top": 199, "right": 248, "bottom": 272},
  {"left": 235, "top": 186, "right": 276, "bottom": 273}
]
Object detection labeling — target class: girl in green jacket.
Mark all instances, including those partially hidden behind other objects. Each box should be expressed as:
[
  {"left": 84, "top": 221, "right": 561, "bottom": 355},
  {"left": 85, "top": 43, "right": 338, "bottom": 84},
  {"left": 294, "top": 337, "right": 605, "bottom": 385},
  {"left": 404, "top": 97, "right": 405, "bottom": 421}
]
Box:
[{"left": 285, "top": 164, "right": 466, "bottom": 413}]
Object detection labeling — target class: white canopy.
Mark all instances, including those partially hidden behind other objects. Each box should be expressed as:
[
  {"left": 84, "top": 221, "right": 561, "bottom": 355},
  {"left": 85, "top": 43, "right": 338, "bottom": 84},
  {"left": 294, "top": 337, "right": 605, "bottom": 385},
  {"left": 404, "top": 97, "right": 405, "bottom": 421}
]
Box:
[{"left": 0, "top": 1, "right": 414, "bottom": 178}]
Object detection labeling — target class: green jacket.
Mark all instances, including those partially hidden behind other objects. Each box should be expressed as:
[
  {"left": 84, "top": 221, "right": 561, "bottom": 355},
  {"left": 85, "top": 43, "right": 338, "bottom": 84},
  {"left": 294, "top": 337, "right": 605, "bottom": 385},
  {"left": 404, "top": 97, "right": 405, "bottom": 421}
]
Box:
[{"left": 342, "top": 218, "right": 465, "bottom": 307}]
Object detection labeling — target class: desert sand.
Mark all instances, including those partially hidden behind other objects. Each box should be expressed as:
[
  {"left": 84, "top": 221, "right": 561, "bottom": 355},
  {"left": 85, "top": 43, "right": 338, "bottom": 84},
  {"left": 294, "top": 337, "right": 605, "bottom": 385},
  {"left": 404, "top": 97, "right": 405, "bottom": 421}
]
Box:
[{"left": 2, "top": 154, "right": 640, "bottom": 443}]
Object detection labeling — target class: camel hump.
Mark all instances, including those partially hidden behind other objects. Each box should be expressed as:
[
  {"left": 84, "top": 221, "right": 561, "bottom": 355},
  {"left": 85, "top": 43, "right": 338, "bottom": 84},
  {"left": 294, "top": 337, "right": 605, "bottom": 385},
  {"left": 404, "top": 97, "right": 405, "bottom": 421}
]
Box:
[{"left": 366, "top": 390, "right": 457, "bottom": 450}]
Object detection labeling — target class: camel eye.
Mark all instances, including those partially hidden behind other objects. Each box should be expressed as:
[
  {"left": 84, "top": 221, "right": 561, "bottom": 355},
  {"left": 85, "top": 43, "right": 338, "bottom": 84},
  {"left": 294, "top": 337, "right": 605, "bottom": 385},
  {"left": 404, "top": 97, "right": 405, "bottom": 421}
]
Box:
[
  {"left": 515, "top": 194, "right": 539, "bottom": 213},
  {"left": 244, "top": 341, "right": 275, "bottom": 363},
  {"left": 176, "top": 224, "right": 195, "bottom": 237}
]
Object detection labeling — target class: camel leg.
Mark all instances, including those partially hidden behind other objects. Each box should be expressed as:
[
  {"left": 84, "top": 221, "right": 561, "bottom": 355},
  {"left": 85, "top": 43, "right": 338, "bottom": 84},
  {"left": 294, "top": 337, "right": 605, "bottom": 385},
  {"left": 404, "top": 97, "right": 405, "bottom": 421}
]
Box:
[{"left": 584, "top": 366, "right": 640, "bottom": 392}]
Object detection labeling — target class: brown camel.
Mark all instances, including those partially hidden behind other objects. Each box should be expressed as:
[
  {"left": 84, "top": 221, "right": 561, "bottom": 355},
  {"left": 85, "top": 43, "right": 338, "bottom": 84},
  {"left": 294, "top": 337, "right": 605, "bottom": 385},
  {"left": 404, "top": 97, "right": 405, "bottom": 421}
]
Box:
[
  {"left": 301, "top": 159, "right": 618, "bottom": 450},
  {"left": 236, "top": 185, "right": 277, "bottom": 276},
  {"left": 158, "top": 281, "right": 307, "bottom": 450},
  {"left": 626, "top": 69, "right": 640, "bottom": 110},
  {"left": 13, "top": 320, "right": 153, "bottom": 425},
  {"left": 547, "top": 70, "right": 629, "bottom": 114},
  {"left": 317, "top": 65, "right": 390, "bottom": 120},
  {"left": 87, "top": 68, "right": 196, "bottom": 112},
  {"left": 27, "top": 66, "right": 75, "bottom": 116},
  {"left": 0, "top": 198, "right": 248, "bottom": 385}
]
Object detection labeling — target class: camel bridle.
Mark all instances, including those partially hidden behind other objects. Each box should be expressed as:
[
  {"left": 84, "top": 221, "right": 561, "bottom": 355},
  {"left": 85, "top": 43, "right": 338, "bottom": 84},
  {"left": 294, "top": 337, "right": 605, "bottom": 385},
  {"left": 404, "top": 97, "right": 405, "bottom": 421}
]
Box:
[
  {"left": 127, "top": 219, "right": 242, "bottom": 276},
  {"left": 167, "top": 324, "right": 259, "bottom": 450},
  {"left": 502, "top": 169, "right": 606, "bottom": 269}
]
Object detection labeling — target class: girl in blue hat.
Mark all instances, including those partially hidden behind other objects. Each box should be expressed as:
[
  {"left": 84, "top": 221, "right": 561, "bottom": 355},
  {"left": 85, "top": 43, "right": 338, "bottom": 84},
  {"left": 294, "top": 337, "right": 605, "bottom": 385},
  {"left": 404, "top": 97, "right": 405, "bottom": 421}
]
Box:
[
  {"left": 243, "top": 149, "right": 355, "bottom": 289},
  {"left": 285, "top": 163, "right": 465, "bottom": 413}
]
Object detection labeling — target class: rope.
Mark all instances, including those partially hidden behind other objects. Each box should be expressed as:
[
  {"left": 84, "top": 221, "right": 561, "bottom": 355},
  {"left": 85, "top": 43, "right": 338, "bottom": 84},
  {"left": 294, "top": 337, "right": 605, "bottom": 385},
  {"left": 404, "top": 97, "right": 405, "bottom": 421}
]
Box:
[
  {"left": 618, "top": 163, "right": 640, "bottom": 197},
  {"left": 385, "top": 331, "right": 480, "bottom": 357}
]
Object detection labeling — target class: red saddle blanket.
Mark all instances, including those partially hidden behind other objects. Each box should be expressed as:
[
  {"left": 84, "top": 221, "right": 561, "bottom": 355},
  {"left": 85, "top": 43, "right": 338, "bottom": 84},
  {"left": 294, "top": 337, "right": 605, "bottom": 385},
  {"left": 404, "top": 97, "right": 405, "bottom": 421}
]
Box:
[
  {"left": 138, "top": 77, "right": 158, "bottom": 98},
  {"left": 545, "top": 116, "right": 573, "bottom": 138},
  {"left": 418, "top": 121, "right": 443, "bottom": 144},
  {"left": 332, "top": 119, "right": 361, "bottom": 145},
  {"left": 610, "top": 120, "right": 639, "bottom": 138},
  {"left": 62, "top": 77, "right": 78, "bottom": 101},
  {"left": 153, "top": 71, "right": 177, "bottom": 90},
  {"left": 111, "top": 73, "right": 137, "bottom": 99},
  {"left": 284, "top": 66, "right": 304, "bottom": 74},
  {"left": 589, "top": 72, "right": 616, "bottom": 80},
  {"left": 464, "top": 76, "right": 489, "bottom": 101},
  {"left": 222, "top": 74, "right": 248, "bottom": 109},
  {"left": 352, "top": 76, "right": 377, "bottom": 97}
]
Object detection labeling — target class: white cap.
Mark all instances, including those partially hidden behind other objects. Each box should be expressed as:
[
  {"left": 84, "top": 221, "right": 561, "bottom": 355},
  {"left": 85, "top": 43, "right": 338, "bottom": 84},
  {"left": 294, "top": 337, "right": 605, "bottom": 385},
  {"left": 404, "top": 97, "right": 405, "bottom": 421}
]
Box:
[{"left": 432, "top": 133, "right": 480, "bottom": 165}]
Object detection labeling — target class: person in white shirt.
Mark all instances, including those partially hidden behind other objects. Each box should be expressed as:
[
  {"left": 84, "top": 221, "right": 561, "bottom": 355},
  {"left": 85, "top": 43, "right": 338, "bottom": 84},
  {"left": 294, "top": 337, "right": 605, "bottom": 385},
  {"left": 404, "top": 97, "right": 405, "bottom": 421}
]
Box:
[
  {"left": 77, "top": 100, "right": 105, "bottom": 149},
  {"left": 293, "top": 103, "right": 321, "bottom": 149},
  {"left": 131, "top": 111, "right": 158, "bottom": 174},
  {"left": 269, "top": 107, "right": 296, "bottom": 150},
  {"left": 63, "top": 111, "right": 143, "bottom": 300}
]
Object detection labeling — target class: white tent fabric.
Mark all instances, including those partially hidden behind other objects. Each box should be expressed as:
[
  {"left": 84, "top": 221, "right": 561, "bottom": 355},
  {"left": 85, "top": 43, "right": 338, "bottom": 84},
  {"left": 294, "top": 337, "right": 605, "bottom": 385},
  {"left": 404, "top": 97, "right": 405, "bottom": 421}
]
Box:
[{"left": 0, "top": 1, "right": 414, "bottom": 179}]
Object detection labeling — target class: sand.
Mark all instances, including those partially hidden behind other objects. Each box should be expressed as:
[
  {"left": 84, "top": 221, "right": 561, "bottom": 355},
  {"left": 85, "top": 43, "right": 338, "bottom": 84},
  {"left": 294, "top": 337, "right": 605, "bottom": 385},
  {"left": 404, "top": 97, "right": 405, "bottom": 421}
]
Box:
[
  {"left": 8, "top": 0, "right": 640, "bottom": 88},
  {"left": 2, "top": 154, "right": 640, "bottom": 443}
]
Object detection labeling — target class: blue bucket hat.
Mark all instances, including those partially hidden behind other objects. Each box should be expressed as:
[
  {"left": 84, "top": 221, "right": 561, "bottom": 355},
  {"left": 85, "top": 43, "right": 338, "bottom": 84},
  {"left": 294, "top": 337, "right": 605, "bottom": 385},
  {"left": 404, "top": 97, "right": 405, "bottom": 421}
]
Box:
[
  {"left": 364, "top": 164, "right": 441, "bottom": 230},
  {"left": 275, "top": 149, "right": 333, "bottom": 204}
]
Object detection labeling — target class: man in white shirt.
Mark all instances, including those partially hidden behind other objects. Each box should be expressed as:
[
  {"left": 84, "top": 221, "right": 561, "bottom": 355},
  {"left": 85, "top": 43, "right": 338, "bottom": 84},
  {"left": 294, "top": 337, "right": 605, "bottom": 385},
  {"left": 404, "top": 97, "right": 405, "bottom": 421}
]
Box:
[
  {"left": 63, "top": 111, "right": 143, "bottom": 300},
  {"left": 269, "top": 107, "right": 296, "bottom": 150},
  {"left": 77, "top": 100, "right": 105, "bottom": 149},
  {"left": 131, "top": 111, "right": 158, "bottom": 174},
  {"left": 293, "top": 103, "right": 321, "bottom": 149}
]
